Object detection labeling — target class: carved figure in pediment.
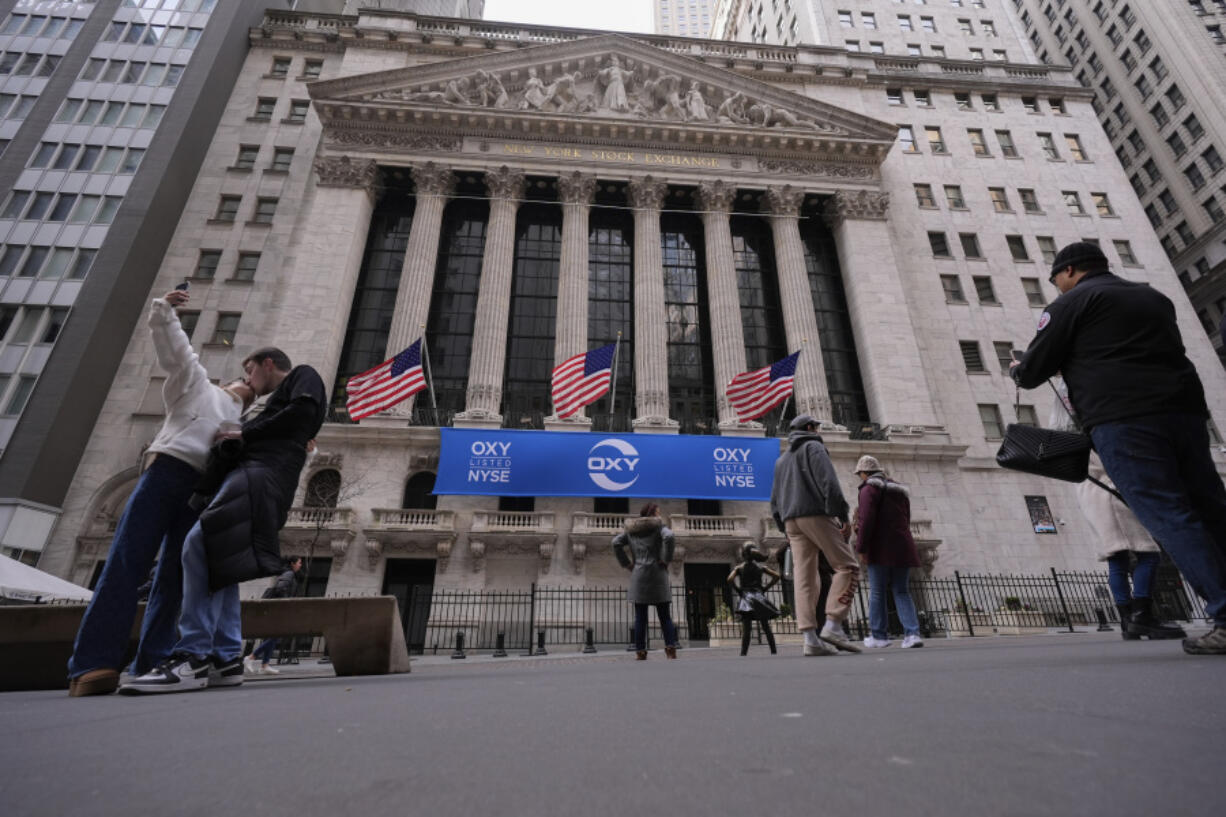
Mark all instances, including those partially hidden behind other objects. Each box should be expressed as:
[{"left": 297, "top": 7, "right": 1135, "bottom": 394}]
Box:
[
  {"left": 684, "top": 81, "right": 709, "bottom": 122},
  {"left": 716, "top": 91, "right": 750, "bottom": 125},
  {"left": 443, "top": 76, "right": 474, "bottom": 106},
  {"left": 474, "top": 69, "right": 509, "bottom": 109},
  {"left": 542, "top": 71, "right": 585, "bottom": 113},
  {"left": 597, "top": 55, "right": 632, "bottom": 113},
  {"left": 405, "top": 88, "right": 447, "bottom": 104},
  {"left": 747, "top": 101, "right": 820, "bottom": 131},
  {"left": 519, "top": 66, "right": 547, "bottom": 110}
]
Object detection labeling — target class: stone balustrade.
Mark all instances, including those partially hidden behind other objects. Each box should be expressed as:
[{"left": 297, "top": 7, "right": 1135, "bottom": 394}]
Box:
[{"left": 369, "top": 508, "right": 455, "bottom": 531}]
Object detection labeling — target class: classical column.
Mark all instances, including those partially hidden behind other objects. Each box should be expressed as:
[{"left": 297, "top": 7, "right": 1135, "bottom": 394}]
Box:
[
  {"left": 764, "top": 185, "right": 832, "bottom": 421},
  {"left": 695, "top": 180, "right": 750, "bottom": 430},
  {"left": 546, "top": 171, "right": 598, "bottom": 427},
  {"left": 454, "top": 166, "right": 525, "bottom": 428},
  {"left": 278, "top": 155, "right": 380, "bottom": 392},
  {"left": 368, "top": 162, "right": 454, "bottom": 424},
  {"left": 626, "top": 176, "right": 677, "bottom": 432},
  {"left": 823, "top": 190, "right": 939, "bottom": 428}
]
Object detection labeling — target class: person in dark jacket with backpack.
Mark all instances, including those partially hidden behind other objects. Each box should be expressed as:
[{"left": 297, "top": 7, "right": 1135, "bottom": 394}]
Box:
[
  {"left": 122, "top": 348, "right": 326, "bottom": 693},
  {"left": 1011, "top": 241, "right": 1226, "bottom": 656},
  {"left": 853, "top": 456, "right": 923, "bottom": 649}
]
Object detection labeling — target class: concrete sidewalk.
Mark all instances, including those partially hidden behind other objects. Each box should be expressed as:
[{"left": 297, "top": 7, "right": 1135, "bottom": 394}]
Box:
[{"left": 3, "top": 629, "right": 1222, "bottom": 817}]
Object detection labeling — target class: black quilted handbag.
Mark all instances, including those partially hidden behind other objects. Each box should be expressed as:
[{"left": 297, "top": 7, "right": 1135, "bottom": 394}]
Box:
[{"left": 995, "top": 423, "right": 1091, "bottom": 482}]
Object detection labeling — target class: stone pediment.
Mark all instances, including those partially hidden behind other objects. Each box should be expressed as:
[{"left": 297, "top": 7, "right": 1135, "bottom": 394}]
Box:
[{"left": 308, "top": 34, "right": 896, "bottom": 164}]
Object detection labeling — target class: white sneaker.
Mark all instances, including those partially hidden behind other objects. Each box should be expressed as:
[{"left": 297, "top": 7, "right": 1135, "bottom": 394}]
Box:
[
  {"left": 243, "top": 657, "right": 258, "bottom": 675},
  {"left": 819, "top": 623, "right": 863, "bottom": 653},
  {"left": 863, "top": 636, "right": 891, "bottom": 648},
  {"left": 901, "top": 634, "right": 924, "bottom": 649},
  {"left": 259, "top": 664, "right": 280, "bottom": 675},
  {"left": 803, "top": 641, "right": 837, "bottom": 656},
  {"left": 118, "top": 654, "right": 209, "bottom": 695}
]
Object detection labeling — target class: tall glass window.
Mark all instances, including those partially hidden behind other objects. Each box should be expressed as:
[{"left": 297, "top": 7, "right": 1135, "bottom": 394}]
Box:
[
  {"left": 503, "top": 203, "right": 561, "bottom": 427},
  {"left": 426, "top": 196, "right": 488, "bottom": 421},
  {"left": 661, "top": 212, "right": 715, "bottom": 434},
  {"left": 587, "top": 204, "right": 634, "bottom": 431},
  {"left": 333, "top": 188, "right": 414, "bottom": 418},
  {"left": 800, "top": 207, "right": 869, "bottom": 427},
  {"left": 730, "top": 215, "right": 787, "bottom": 370}
]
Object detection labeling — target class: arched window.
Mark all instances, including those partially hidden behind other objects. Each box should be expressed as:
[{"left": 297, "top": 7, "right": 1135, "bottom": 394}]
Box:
[
  {"left": 304, "top": 469, "right": 341, "bottom": 508},
  {"left": 402, "top": 472, "right": 437, "bottom": 510}
]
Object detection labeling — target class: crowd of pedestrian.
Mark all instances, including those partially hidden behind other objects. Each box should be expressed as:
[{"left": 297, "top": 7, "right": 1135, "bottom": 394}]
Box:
[{"left": 65, "top": 237, "right": 1226, "bottom": 696}]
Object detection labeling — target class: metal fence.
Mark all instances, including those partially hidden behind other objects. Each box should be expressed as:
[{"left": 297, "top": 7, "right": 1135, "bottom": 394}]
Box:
[{"left": 382, "top": 569, "right": 1210, "bottom": 655}]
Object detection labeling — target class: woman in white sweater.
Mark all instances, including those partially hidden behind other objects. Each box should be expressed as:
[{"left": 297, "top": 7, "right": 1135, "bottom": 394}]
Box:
[{"left": 67, "top": 289, "right": 254, "bottom": 696}]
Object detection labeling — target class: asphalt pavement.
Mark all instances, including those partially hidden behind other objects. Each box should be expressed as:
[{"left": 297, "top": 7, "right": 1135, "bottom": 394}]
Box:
[{"left": 2, "top": 630, "right": 1223, "bottom": 817}]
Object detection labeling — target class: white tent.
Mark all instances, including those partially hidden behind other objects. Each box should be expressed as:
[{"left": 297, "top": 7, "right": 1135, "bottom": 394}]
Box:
[{"left": 0, "top": 554, "right": 93, "bottom": 603}]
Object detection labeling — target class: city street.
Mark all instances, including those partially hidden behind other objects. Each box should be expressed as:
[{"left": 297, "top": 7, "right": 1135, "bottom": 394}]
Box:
[{"left": 2, "top": 630, "right": 1222, "bottom": 817}]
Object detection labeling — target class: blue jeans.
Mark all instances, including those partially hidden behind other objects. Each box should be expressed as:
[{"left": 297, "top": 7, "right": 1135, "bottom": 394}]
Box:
[
  {"left": 68, "top": 455, "right": 201, "bottom": 679},
  {"left": 1106, "top": 551, "right": 1160, "bottom": 605},
  {"left": 633, "top": 602, "right": 678, "bottom": 650},
  {"left": 173, "top": 519, "right": 242, "bottom": 662},
  {"left": 252, "top": 637, "right": 279, "bottom": 663},
  {"left": 867, "top": 564, "right": 920, "bottom": 639},
  {"left": 1091, "top": 414, "right": 1226, "bottom": 626}
]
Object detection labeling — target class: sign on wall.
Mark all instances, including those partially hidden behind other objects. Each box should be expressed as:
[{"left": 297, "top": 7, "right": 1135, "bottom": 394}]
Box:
[{"left": 435, "top": 428, "right": 780, "bottom": 501}]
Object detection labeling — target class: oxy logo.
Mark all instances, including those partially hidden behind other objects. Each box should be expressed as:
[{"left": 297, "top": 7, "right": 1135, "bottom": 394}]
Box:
[
  {"left": 712, "top": 446, "right": 756, "bottom": 488},
  {"left": 587, "top": 438, "right": 640, "bottom": 492},
  {"left": 467, "top": 440, "right": 512, "bottom": 483}
]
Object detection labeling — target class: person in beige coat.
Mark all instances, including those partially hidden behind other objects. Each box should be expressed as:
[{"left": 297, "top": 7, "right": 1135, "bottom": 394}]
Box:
[{"left": 1049, "top": 378, "right": 1184, "bottom": 640}]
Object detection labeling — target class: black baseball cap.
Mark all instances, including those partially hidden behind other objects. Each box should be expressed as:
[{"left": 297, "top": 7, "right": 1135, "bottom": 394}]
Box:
[{"left": 1049, "top": 241, "right": 1108, "bottom": 279}]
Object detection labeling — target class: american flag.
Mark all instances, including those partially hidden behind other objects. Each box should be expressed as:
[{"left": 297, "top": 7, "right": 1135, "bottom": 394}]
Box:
[
  {"left": 345, "top": 338, "right": 427, "bottom": 421},
  {"left": 726, "top": 350, "right": 800, "bottom": 421},
  {"left": 551, "top": 343, "right": 617, "bottom": 418}
]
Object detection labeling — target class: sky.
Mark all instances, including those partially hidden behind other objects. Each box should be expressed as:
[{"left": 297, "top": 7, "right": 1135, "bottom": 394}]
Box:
[{"left": 482, "top": 0, "right": 655, "bottom": 35}]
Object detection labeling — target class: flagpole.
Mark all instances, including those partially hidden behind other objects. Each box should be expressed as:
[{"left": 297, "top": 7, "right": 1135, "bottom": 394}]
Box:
[
  {"left": 778, "top": 341, "right": 803, "bottom": 430},
  {"left": 608, "top": 332, "right": 622, "bottom": 421},
  {"left": 420, "top": 324, "right": 439, "bottom": 426}
]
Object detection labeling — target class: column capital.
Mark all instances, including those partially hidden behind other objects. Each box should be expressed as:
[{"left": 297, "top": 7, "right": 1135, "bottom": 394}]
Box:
[
  {"left": 627, "top": 175, "right": 669, "bottom": 210},
  {"left": 822, "top": 189, "right": 890, "bottom": 226},
  {"left": 695, "top": 180, "right": 736, "bottom": 214},
  {"left": 313, "top": 155, "right": 380, "bottom": 190},
  {"left": 485, "top": 165, "right": 526, "bottom": 200},
  {"left": 557, "top": 171, "right": 597, "bottom": 206},
  {"left": 763, "top": 185, "right": 806, "bottom": 218},
  {"left": 411, "top": 162, "right": 455, "bottom": 196}
]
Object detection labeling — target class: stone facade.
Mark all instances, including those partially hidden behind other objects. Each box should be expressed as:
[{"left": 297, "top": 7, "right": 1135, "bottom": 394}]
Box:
[{"left": 37, "top": 8, "right": 1226, "bottom": 601}]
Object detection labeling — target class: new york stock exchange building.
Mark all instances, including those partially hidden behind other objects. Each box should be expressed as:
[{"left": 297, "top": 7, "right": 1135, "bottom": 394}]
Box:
[{"left": 41, "top": 8, "right": 1226, "bottom": 643}]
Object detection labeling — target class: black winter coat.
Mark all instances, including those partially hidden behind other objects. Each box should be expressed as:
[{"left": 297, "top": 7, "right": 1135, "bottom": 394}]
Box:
[{"left": 1011, "top": 271, "right": 1207, "bottom": 430}]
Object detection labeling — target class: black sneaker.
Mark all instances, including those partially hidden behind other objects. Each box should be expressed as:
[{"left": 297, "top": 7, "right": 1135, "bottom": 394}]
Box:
[
  {"left": 118, "top": 654, "right": 210, "bottom": 695},
  {"left": 1182, "top": 626, "right": 1226, "bottom": 655},
  {"left": 208, "top": 656, "right": 244, "bottom": 688}
]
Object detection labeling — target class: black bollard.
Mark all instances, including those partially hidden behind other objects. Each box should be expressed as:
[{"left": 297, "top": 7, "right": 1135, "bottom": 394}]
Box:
[
  {"left": 451, "top": 631, "right": 466, "bottom": 659},
  {"left": 535, "top": 629, "right": 548, "bottom": 656},
  {"left": 582, "top": 627, "right": 597, "bottom": 654},
  {"left": 1094, "top": 607, "right": 1113, "bottom": 632},
  {"left": 917, "top": 611, "right": 932, "bottom": 640},
  {"left": 493, "top": 631, "right": 508, "bottom": 658}
]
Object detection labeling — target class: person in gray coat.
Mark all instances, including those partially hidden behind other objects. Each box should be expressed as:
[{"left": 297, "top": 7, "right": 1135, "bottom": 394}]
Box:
[{"left": 614, "top": 503, "right": 679, "bottom": 660}]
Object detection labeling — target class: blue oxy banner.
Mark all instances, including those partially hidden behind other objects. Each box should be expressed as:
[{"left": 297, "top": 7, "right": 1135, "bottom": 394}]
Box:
[{"left": 435, "top": 427, "right": 780, "bottom": 501}]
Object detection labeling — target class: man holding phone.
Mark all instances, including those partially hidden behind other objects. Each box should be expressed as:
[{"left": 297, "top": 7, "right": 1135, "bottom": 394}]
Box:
[{"left": 67, "top": 286, "right": 256, "bottom": 695}]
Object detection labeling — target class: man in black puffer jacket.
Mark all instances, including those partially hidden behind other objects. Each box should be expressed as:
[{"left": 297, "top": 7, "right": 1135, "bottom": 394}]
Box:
[{"left": 122, "top": 348, "right": 326, "bottom": 694}]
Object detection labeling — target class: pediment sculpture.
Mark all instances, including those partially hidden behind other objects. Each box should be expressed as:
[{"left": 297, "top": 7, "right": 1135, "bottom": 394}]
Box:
[{"left": 373, "top": 55, "right": 839, "bottom": 134}]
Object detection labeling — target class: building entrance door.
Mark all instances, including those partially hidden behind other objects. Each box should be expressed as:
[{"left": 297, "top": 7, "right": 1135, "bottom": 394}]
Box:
[
  {"left": 684, "top": 563, "right": 733, "bottom": 642},
  {"left": 382, "top": 558, "right": 437, "bottom": 654}
]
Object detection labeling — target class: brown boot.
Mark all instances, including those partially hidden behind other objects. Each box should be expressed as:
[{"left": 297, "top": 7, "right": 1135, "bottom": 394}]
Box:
[
  {"left": 665, "top": 646, "right": 677, "bottom": 659},
  {"left": 68, "top": 668, "right": 119, "bottom": 697},
  {"left": 635, "top": 650, "right": 647, "bottom": 660}
]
